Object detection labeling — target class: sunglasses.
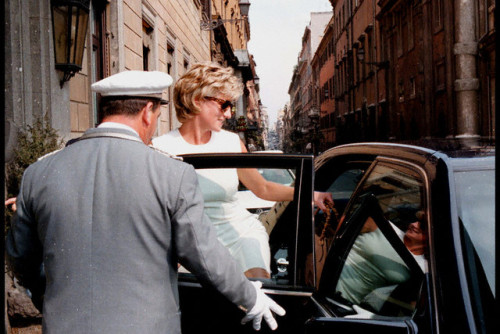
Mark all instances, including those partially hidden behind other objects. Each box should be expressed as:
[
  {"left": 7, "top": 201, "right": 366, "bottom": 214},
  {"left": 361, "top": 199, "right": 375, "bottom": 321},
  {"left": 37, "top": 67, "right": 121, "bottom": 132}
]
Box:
[{"left": 204, "top": 96, "right": 234, "bottom": 111}]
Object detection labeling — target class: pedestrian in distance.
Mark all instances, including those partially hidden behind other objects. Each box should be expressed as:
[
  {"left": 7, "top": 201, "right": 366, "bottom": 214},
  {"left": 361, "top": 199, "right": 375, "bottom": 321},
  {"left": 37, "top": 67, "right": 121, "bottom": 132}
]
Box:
[{"left": 6, "top": 70, "right": 285, "bottom": 333}]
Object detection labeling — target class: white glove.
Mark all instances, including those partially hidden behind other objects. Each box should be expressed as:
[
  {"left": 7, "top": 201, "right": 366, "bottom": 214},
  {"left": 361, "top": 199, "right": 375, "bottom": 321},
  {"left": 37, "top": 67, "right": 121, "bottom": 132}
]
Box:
[
  {"left": 344, "top": 305, "right": 376, "bottom": 319},
  {"left": 241, "top": 281, "right": 286, "bottom": 331}
]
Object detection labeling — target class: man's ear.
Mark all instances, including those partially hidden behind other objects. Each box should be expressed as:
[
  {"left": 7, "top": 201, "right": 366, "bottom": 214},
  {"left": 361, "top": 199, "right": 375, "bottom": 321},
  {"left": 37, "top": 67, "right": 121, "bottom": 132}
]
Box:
[{"left": 141, "top": 101, "right": 155, "bottom": 126}]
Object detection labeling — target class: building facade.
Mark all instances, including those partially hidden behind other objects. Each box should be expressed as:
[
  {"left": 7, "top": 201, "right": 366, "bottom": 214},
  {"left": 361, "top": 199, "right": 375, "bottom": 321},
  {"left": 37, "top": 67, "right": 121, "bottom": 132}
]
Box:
[
  {"left": 5, "top": 0, "right": 264, "bottom": 164},
  {"left": 208, "top": 0, "right": 265, "bottom": 146},
  {"left": 329, "top": 0, "right": 384, "bottom": 145},
  {"left": 5, "top": 0, "right": 210, "bottom": 161},
  {"left": 286, "top": 11, "right": 333, "bottom": 154},
  {"left": 378, "top": 0, "right": 496, "bottom": 143},
  {"left": 328, "top": 0, "right": 495, "bottom": 147},
  {"left": 312, "top": 15, "right": 335, "bottom": 152},
  {"left": 277, "top": 104, "right": 292, "bottom": 152}
]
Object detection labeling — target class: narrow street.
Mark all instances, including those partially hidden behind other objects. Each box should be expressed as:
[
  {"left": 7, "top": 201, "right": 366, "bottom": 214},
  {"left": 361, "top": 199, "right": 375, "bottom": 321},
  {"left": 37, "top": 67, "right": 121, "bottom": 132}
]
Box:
[{"left": 4, "top": 1, "right": 495, "bottom": 333}]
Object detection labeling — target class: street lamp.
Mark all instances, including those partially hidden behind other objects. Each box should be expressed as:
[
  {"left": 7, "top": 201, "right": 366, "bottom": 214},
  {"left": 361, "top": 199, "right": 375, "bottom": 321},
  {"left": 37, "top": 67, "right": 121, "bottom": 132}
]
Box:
[
  {"left": 356, "top": 47, "right": 388, "bottom": 68},
  {"left": 308, "top": 107, "right": 320, "bottom": 156},
  {"left": 51, "top": 0, "right": 90, "bottom": 88},
  {"left": 200, "top": 0, "right": 250, "bottom": 31}
]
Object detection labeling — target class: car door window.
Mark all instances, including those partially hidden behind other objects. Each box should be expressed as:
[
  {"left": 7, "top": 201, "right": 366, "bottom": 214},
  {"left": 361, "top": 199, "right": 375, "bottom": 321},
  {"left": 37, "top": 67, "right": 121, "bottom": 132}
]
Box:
[
  {"left": 334, "top": 216, "right": 425, "bottom": 316},
  {"left": 326, "top": 162, "right": 428, "bottom": 318},
  {"left": 179, "top": 166, "right": 298, "bottom": 281},
  {"left": 315, "top": 160, "right": 369, "bottom": 216},
  {"left": 237, "top": 168, "right": 296, "bottom": 214},
  {"left": 454, "top": 167, "right": 495, "bottom": 330},
  {"left": 312, "top": 165, "right": 368, "bottom": 287},
  {"left": 345, "top": 163, "right": 425, "bottom": 233}
]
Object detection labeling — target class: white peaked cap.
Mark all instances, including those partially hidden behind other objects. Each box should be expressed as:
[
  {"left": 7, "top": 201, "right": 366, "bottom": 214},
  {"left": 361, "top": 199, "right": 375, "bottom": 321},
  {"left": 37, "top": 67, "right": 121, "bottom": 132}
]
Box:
[{"left": 91, "top": 70, "right": 173, "bottom": 102}]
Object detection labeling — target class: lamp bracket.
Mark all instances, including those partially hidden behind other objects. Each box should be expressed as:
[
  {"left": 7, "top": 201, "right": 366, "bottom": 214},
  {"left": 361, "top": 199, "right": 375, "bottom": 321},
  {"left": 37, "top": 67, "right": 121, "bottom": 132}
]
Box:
[{"left": 56, "top": 64, "right": 81, "bottom": 88}]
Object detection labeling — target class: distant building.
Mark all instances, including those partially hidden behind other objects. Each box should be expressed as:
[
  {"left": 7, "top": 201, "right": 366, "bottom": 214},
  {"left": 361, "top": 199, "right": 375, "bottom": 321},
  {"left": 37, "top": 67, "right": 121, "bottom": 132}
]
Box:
[
  {"left": 312, "top": 15, "right": 335, "bottom": 151},
  {"left": 327, "top": 0, "right": 495, "bottom": 146},
  {"left": 329, "top": 0, "right": 383, "bottom": 145},
  {"left": 277, "top": 103, "right": 293, "bottom": 152},
  {"left": 287, "top": 12, "right": 333, "bottom": 153}
]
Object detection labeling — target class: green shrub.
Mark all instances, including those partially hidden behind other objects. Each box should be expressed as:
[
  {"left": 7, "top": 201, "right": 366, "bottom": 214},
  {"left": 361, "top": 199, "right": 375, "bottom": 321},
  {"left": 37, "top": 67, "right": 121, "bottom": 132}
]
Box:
[{"left": 5, "top": 116, "right": 63, "bottom": 232}]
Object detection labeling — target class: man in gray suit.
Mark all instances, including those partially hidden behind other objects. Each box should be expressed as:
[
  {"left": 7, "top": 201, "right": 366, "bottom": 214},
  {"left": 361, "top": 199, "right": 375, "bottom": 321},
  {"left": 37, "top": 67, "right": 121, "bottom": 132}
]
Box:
[{"left": 6, "top": 70, "right": 285, "bottom": 333}]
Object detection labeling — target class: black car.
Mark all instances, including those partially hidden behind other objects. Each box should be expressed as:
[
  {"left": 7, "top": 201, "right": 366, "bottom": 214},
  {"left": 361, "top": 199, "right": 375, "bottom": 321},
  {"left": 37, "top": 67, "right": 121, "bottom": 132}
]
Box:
[{"left": 178, "top": 143, "right": 495, "bottom": 334}]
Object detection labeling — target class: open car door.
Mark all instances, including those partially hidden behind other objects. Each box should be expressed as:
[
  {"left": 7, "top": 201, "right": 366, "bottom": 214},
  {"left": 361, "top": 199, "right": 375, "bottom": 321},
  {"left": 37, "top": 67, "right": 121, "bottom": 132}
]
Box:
[
  {"left": 305, "top": 195, "right": 422, "bottom": 334},
  {"left": 307, "top": 158, "right": 432, "bottom": 334},
  {"left": 177, "top": 153, "right": 315, "bottom": 334}
]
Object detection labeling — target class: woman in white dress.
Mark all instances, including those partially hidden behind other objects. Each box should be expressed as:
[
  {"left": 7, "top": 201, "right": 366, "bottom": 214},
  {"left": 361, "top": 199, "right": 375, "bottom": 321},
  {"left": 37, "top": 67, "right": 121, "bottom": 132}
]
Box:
[{"left": 153, "top": 62, "right": 333, "bottom": 278}]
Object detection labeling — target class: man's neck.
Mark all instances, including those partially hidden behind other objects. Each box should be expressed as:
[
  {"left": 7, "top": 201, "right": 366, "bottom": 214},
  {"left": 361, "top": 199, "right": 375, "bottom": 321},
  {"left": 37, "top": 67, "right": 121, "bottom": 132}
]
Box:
[
  {"left": 98, "top": 121, "right": 137, "bottom": 134},
  {"left": 101, "top": 115, "right": 147, "bottom": 143}
]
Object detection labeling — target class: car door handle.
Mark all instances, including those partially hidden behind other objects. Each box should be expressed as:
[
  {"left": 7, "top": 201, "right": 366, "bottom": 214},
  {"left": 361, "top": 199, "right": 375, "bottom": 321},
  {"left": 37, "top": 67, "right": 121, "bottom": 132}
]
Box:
[{"left": 276, "top": 258, "right": 289, "bottom": 272}]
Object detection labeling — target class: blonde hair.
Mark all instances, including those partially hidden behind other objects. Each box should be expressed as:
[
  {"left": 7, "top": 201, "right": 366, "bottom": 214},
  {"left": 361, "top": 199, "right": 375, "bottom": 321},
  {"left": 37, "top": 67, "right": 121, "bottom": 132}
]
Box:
[{"left": 173, "top": 62, "right": 244, "bottom": 123}]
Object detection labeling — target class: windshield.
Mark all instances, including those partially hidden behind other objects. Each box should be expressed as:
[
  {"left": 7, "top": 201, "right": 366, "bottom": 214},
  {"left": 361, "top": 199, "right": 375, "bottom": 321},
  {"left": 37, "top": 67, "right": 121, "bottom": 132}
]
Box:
[
  {"left": 259, "top": 168, "right": 295, "bottom": 186},
  {"left": 453, "top": 165, "right": 495, "bottom": 333},
  {"left": 454, "top": 168, "right": 495, "bottom": 296}
]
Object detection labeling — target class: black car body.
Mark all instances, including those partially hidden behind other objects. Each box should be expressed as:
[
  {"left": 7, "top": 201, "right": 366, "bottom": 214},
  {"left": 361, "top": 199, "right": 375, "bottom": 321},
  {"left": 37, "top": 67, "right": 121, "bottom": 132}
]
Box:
[{"left": 178, "top": 143, "right": 495, "bottom": 334}]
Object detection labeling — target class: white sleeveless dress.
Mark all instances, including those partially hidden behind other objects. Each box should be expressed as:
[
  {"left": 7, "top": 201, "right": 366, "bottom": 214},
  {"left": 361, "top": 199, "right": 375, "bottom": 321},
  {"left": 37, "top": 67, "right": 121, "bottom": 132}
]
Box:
[{"left": 152, "top": 129, "right": 271, "bottom": 272}]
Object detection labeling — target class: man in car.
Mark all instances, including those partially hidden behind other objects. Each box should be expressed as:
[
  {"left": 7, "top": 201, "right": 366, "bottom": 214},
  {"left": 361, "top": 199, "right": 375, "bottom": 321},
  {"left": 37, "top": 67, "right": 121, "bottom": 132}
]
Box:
[
  {"left": 6, "top": 70, "right": 285, "bottom": 333},
  {"left": 338, "top": 211, "right": 428, "bottom": 317}
]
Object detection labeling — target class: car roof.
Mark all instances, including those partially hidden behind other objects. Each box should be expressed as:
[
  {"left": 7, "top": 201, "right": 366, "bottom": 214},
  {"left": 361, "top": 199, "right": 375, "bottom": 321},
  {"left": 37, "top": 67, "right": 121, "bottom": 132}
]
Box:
[{"left": 317, "top": 141, "right": 495, "bottom": 170}]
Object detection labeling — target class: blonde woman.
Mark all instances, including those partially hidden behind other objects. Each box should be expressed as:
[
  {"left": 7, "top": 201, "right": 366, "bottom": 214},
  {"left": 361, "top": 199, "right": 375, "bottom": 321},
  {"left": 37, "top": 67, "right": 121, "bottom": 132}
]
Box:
[{"left": 153, "top": 62, "right": 332, "bottom": 278}]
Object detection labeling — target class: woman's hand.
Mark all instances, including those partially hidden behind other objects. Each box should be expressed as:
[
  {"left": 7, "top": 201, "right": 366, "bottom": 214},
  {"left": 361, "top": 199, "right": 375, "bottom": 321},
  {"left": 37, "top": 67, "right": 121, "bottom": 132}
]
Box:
[
  {"left": 313, "top": 191, "right": 333, "bottom": 212},
  {"left": 5, "top": 197, "right": 17, "bottom": 212}
]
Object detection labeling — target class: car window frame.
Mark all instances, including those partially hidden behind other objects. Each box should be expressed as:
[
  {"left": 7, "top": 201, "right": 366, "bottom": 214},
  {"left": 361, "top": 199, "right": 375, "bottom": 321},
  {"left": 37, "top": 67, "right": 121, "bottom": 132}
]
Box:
[
  {"left": 312, "top": 158, "right": 374, "bottom": 287},
  {"left": 315, "top": 158, "right": 432, "bottom": 318},
  {"left": 318, "top": 194, "right": 424, "bottom": 301}
]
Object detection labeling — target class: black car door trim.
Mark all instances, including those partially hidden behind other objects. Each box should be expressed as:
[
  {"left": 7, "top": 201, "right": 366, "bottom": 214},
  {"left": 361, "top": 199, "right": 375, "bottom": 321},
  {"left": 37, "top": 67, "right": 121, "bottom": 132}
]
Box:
[
  {"left": 178, "top": 281, "right": 313, "bottom": 297},
  {"left": 311, "top": 296, "right": 331, "bottom": 317},
  {"left": 305, "top": 316, "right": 419, "bottom": 334},
  {"left": 262, "top": 288, "right": 313, "bottom": 297},
  {"left": 292, "top": 159, "right": 304, "bottom": 287},
  {"left": 374, "top": 157, "right": 438, "bottom": 327}
]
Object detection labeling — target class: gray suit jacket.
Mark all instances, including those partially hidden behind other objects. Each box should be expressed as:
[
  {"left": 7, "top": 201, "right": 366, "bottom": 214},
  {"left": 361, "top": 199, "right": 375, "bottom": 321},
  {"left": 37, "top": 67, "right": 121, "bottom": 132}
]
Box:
[{"left": 6, "top": 127, "right": 256, "bottom": 333}]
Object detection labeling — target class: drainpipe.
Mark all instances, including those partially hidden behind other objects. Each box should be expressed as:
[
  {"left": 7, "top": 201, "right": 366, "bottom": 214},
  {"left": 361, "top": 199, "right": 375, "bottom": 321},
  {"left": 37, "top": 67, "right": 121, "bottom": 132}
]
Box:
[
  {"left": 454, "top": 0, "right": 480, "bottom": 145},
  {"left": 372, "top": 0, "right": 379, "bottom": 140},
  {"left": 235, "top": 70, "right": 246, "bottom": 142},
  {"left": 349, "top": 2, "right": 354, "bottom": 117}
]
